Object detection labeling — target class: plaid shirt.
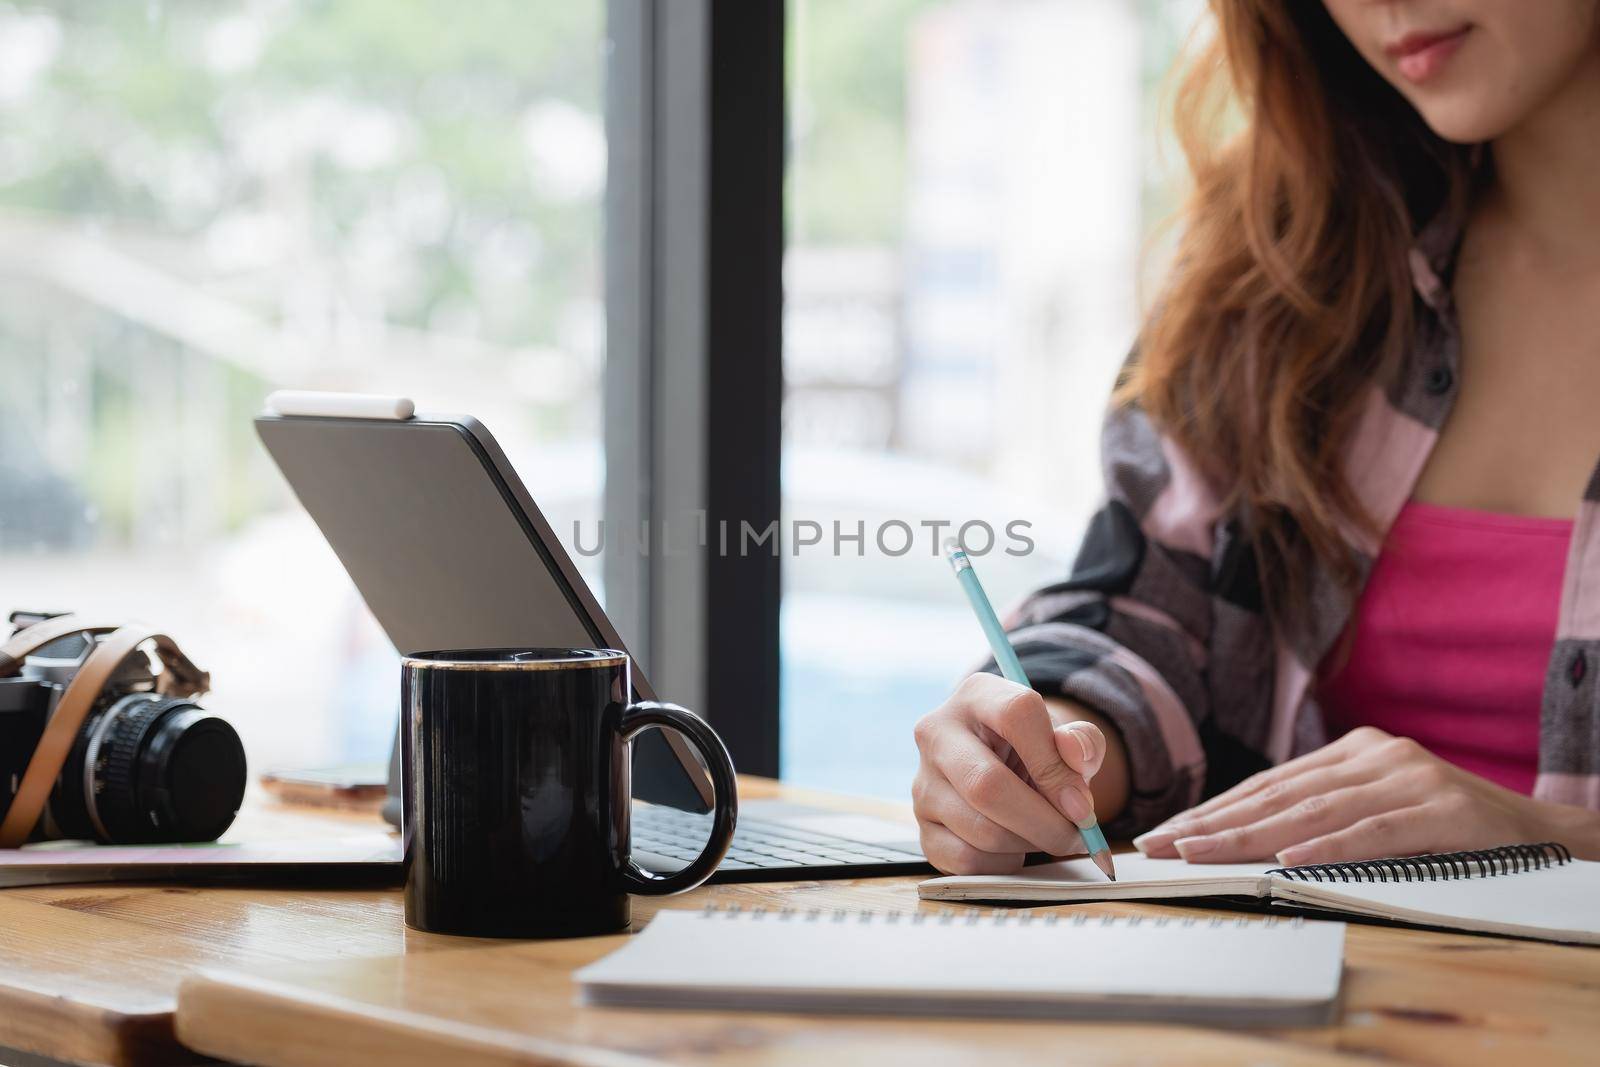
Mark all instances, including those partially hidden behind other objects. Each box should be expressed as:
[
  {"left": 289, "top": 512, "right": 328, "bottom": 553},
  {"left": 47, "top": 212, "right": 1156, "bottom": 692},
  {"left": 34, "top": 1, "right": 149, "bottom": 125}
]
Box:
[{"left": 997, "top": 212, "right": 1600, "bottom": 835}]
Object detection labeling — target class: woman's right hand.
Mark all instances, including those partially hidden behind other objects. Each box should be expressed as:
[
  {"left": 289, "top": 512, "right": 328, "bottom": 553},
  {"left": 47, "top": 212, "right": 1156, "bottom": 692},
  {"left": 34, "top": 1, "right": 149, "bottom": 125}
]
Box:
[{"left": 912, "top": 672, "right": 1109, "bottom": 874}]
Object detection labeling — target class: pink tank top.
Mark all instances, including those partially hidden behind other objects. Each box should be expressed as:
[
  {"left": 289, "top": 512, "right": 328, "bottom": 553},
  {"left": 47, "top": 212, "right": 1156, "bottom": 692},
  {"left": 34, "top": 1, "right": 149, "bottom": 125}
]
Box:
[{"left": 1318, "top": 500, "right": 1572, "bottom": 796}]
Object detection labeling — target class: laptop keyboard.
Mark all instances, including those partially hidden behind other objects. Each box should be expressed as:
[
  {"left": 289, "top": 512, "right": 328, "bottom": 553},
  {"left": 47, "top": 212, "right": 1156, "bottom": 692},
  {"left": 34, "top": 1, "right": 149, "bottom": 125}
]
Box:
[{"left": 634, "top": 804, "right": 924, "bottom": 871}]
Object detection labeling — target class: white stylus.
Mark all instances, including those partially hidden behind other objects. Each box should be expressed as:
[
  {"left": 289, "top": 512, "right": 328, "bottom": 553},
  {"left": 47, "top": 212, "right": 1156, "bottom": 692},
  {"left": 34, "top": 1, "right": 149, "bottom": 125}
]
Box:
[{"left": 263, "top": 391, "right": 416, "bottom": 421}]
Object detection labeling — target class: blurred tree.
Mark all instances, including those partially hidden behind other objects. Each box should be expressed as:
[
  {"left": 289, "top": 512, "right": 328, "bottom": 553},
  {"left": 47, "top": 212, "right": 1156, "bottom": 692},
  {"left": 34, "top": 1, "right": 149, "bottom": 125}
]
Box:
[
  {"left": 0, "top": 0, "right": 600, "bottom": 342},
  {"left": 0, "top": 0, "right": 603, "bottom": 545},
  {"left": 787, "top": 0, "right": 936, "bottom": 245}
]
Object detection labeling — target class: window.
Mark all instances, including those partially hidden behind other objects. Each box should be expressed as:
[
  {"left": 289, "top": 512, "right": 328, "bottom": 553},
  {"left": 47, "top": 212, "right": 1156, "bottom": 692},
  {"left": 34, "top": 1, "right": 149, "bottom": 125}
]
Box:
[
  {"left": 0, "top": 2, "right": 606, "bottom": 773},
  {"left": 2, "top": 0, "right": 1209, "bottom": 800},
  {"left": 782, "top": 0, "right": 1205, "bottom": 797}
]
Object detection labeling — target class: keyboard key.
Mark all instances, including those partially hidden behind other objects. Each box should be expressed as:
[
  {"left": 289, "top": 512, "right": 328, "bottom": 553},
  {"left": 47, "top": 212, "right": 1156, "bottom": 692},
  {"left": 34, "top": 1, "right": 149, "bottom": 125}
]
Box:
[{"left": 757, "top": 848, "right": 826, "bottom": 864}]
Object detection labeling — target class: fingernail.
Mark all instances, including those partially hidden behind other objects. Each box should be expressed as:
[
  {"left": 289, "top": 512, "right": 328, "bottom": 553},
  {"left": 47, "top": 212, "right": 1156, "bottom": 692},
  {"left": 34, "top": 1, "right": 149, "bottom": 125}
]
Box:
[
  {"left": 1134, "top": 821, "right": 1189, "bottom": 850},
  {"left": 1174, "top": 835, "right": 1217, "bottom": 859},
  {"left": 1276, "top": 847, "right": 1308, "bottom": 866},
  {"left": 1071, "top": 726, "right": 1094, "bottom": 763},
  {"left": 1132, "top": 829, "right": 1173, "bottom": 853},
  {"left": 1054, "top": 723, "right": 1090, "bottom": 764},
  {"left": 1139, "top": 825, "right": 1190, "bottom": 844},
  {"left": 1059, "top": 788, "right": 1093, "bottom": 827}
]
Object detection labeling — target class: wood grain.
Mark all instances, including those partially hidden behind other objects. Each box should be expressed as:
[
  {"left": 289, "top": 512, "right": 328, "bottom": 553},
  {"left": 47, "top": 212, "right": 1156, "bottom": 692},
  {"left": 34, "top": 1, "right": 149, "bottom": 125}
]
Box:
[
  {"left": 4, "top": 779, "right": 1600, "bottom": 1067},
  {"left": 172, "top": 888, "right": 1600, "bottom": 1067},
  {"left": 0, "top": 800, "right": 455, "bottom": 1066}
]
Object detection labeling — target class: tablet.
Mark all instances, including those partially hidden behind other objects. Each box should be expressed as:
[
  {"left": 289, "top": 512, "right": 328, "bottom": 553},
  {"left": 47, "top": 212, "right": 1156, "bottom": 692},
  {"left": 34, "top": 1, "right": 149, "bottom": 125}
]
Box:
[{"left": 254, "top": 397, "right": 713, "bottom": 811}]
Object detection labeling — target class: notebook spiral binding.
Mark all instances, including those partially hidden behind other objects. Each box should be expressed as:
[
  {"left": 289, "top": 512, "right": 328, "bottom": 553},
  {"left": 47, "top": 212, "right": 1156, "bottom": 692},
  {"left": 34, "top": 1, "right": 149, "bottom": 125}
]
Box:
[
  {"left": 1266, "top": 841, "right": 1573, "bottom": 884},
  {"left": 695, "top": 903, "right": 1304, "bottom": 929}
]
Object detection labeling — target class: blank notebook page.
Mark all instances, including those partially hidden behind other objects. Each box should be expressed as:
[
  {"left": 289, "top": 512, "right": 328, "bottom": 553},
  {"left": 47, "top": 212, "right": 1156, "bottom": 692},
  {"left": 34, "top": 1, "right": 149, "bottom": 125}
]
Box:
[
  {"left": 1291, "top": 860, "right": 1600, "bottom": 942},
  {"left": 919, "top": 853, "right": 1277, "bottom": 901}
]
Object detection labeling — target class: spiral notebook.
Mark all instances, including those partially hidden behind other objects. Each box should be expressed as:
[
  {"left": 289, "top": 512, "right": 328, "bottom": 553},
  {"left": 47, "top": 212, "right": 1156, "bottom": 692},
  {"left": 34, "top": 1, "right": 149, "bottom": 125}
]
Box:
[
  {"left": 577, "top": 906, "right": 1346, "bottom": 1026},
  {"left": 921, "top": 843, "right": 1599, "bottom": 945}
]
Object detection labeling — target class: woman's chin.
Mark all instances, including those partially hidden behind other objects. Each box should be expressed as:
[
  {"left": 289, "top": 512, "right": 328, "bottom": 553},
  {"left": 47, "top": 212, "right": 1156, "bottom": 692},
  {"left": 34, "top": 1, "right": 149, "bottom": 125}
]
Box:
[{"left": 1408, "top": 94, "right": 1529, "bottom": 146}]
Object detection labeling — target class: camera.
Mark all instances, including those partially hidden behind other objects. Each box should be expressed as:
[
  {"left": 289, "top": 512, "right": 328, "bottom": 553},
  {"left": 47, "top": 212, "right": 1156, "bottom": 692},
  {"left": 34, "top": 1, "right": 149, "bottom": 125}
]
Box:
[{"left": 0, "top": 611, "right": 246, "bottom": 845}]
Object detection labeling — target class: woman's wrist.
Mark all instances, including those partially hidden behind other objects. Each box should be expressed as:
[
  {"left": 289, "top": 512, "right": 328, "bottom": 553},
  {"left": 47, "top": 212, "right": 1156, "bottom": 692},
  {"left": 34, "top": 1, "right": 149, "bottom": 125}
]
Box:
[
  {"left": 1042, "top": 696, "right": 1131, "bottom": 826},
  {"left": 1531, "top": 798, "right": 1600, "bottom": 860}
]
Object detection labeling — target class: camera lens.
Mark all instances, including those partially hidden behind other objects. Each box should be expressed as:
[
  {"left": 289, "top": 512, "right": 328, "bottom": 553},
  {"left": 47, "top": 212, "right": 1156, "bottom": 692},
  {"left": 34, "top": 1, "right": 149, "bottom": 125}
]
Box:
[{"left": 69, "top": 694, "right": 247, "bottom": 843}]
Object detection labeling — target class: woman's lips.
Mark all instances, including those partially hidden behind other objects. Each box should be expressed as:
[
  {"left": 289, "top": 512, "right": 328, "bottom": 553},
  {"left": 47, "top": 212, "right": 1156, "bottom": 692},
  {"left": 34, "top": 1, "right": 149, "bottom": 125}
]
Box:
[{"left": 1385, "top": 26, "right": 1472, "bottom": 84}]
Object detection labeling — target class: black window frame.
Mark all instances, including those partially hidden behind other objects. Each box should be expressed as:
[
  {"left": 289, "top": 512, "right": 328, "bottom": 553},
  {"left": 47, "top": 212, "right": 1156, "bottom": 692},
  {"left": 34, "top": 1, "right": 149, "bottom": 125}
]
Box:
[{"left": 604, "top": 0, "right": 784, "bottom": 778}]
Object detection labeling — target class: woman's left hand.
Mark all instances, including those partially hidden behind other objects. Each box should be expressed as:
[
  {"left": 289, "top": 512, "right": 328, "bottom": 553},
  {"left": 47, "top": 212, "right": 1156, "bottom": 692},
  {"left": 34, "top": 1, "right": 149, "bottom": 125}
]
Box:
[{"left": 1132, "top": 726, "right": 1588, "bottom": 865}]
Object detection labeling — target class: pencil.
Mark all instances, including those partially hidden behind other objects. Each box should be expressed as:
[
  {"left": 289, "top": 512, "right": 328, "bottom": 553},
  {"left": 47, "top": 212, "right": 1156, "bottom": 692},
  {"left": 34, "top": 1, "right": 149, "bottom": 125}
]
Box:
[{"left": 944, "top": 539, "right": 1116, "bottom": 881}]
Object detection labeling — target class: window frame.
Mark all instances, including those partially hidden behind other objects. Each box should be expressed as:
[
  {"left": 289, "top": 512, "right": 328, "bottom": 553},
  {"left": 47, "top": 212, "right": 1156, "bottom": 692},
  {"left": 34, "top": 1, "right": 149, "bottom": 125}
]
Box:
[{"left": 604, "top": 0, "right": 785, "bottom": 777}]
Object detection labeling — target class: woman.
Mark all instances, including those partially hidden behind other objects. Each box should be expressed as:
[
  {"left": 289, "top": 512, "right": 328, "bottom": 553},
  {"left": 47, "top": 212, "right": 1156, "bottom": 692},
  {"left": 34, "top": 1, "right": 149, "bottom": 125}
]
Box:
[{"left": 912, "top": 0, "right": 1600, "bottom": 873}]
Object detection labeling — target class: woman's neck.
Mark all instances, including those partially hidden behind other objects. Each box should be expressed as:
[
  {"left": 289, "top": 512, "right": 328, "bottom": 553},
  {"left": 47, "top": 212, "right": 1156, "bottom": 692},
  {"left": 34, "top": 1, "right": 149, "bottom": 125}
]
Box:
[{"left": 1486, "top": 46, "right": 1600, "bottom": 266}]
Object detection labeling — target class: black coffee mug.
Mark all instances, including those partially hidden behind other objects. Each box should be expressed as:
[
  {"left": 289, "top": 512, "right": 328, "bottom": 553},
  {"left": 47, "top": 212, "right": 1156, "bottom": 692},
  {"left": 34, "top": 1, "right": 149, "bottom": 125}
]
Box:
[{"left": 401, "top": 648, "right": 737, "bottom": 938}]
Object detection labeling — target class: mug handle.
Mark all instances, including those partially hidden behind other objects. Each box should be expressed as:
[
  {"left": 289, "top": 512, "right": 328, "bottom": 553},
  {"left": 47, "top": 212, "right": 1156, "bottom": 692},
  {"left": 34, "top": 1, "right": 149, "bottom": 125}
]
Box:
[{"left": 618, "top": 700, "right": 739, "bottom": 895}]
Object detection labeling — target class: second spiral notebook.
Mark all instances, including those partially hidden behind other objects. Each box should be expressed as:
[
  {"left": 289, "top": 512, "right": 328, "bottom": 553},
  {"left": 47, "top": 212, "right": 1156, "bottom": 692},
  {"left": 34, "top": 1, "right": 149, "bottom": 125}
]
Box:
[
  {"left": 577, "top": 908, "right": 1344, "bottom": 1025},
  {"left": 919, "top": 843, "right": 1599, "bottom": 945}
]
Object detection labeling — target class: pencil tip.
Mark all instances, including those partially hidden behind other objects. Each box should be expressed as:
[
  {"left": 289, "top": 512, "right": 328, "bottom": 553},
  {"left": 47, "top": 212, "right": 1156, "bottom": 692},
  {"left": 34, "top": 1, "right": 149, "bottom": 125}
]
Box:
[{"left": 1091, "top": 849, "right": 1117, "bottom": 882}]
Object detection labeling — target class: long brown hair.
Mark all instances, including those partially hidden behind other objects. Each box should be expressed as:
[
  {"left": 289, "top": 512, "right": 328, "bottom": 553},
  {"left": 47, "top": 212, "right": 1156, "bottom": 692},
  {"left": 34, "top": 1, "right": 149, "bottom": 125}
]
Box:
[{"left": 1125, "top": 1, "right": 1475, "bottom": 621}]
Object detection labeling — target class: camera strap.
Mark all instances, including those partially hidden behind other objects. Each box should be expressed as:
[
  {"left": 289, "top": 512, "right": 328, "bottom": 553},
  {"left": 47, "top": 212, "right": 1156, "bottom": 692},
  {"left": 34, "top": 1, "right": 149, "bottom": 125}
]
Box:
[
  {"left": 0, "top": 615, "right": 121, "bottom": 677},
  {"left": 0, "top": 616, "right": 210, "bottom": 848}
]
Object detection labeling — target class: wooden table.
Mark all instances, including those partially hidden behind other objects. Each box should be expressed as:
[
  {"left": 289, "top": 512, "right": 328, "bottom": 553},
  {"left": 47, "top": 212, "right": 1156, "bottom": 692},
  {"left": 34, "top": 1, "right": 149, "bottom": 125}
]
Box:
[{"left": 3, "top": 779, "right": 1599, "bottom": 1067}]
